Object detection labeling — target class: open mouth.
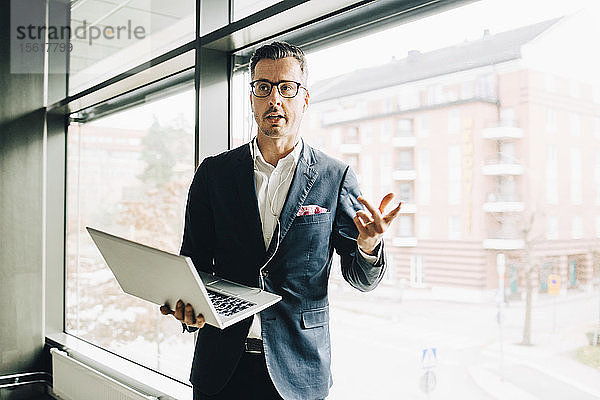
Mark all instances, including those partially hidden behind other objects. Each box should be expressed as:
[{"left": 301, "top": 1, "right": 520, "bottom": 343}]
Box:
[{"left": 266, "top": 114, "right": 285, "bottom": 123}]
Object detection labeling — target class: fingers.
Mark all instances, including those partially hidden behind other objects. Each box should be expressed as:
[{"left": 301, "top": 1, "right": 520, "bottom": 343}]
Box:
[
  {"left": 383, "top": 201, "right": 402, "bottom": 223},
  {"left": 174, "top": 300, "right": 185, "bottom": 321},
  {"left": 353, "top": 215, "right": 369, "bottom": 236},
  {"left": 357, "top": 196, "right": 382, "bottom": 224},
  {"left": 184, "top": 303, "right": 196, "bottom": 325},
  {"left": 378, "top": 193, "right": 395, "bottom": 213},
  {"left": 160, "top": 305, "right": 174, "bottom": 316}
]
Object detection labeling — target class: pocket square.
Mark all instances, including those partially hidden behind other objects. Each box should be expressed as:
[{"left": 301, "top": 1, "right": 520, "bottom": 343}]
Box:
[{"left": 297, "top": 205, "right": 328, "bottom": 216}]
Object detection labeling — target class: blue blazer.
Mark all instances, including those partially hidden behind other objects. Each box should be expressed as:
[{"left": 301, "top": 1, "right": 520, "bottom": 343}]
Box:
[{"left": 180, "top": 141, "right": 386, "bottom": 400}]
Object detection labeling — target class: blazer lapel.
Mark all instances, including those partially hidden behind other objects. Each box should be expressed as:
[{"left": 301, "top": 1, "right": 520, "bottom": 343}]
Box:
[
  {"left": 264, "top": 144, "right": 318, "bottom": 260},
  {"left": 234, "top": 144, "right": 266, "bottom": 255}
]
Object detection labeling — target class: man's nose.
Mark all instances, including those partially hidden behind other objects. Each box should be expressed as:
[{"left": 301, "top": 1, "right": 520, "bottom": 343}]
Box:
[{"left": 268, "top": 85, "right": 283, "bottom": 105}]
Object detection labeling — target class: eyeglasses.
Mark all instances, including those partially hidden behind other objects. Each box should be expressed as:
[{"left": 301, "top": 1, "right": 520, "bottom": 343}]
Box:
[{"left": 250, "top": 80, "right": 305, "bottom": 98}]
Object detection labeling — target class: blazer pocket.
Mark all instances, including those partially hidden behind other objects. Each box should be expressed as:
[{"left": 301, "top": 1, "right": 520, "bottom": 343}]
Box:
[
  {"left": 294, "top": 212, "right": 331, "bottom": 225},
  {"left": 301, "top": 307, "right": 329, "bottom": 329}
]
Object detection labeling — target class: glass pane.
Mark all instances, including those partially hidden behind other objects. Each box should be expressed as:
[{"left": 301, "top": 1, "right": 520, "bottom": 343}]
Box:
[
  {"left": 232, "top": 0, "right": 600, "bottom": 398},
  {"left": 65, "top": 87, "right": 195, "bottom": 381},
  {"left": 232, "top": 0, "right": 281, "bottom": 21},
  {"left": 69, "top": 0, "right": 195, "bottom": 95}
]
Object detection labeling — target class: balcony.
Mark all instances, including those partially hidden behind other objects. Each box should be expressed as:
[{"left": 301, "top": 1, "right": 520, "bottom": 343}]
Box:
[
  {"left": 397, "top": 202, "right": 416, "bottom": 213},
  {"left": 482, "top": 122, "right": 523, "bottom": 140},
  {"left": 321, "top": 108, "right": 366, "bottom": 125},
  {"left": 392, "top": 136, "right": 416, "bottom": 147},
  {"left": 339, "top": 144, "right": 361, "bottom": 154},
  {"left": 482, "top": 155, "right": 523, "bottom": 176},
  {"left": 393, "top": 169, "right": 416, "bottom": 180},
  {"left": 482, "top": 192, "right": 524, "bottom": 212},
  {"left": 392, "top": 237, "right": 418, "bottom": 247},
  {"left": 483, "top": 229, "right": 524, "bottom": 250}
]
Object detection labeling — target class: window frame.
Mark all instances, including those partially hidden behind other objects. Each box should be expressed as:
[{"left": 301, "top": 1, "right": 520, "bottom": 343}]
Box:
[{"left": 44, "top": 0, "right": 477, "bottom": 395}]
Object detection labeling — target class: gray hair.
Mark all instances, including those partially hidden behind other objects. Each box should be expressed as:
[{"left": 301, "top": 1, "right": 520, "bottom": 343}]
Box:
[{"left": 249, "top": 41, "right": 308, "bottom": 83}]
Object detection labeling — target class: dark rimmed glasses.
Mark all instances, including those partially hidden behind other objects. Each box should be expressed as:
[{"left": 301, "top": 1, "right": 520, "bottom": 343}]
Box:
[{"left": 250, "top": 79, "right": 305, "bottom": 98}]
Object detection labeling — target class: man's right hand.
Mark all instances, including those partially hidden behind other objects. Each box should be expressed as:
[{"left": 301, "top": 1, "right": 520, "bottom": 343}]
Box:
[{"left": 160, "top": 299, "right": 206, "bottom": 329}]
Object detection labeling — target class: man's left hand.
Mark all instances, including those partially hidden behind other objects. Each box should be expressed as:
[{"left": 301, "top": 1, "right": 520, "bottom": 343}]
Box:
[{"left": 353, "top": 193, "right": 402, "bottom": 255}]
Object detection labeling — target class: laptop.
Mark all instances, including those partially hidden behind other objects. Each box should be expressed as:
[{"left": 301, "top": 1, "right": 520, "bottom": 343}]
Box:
[{"left": 86, "top": 227, "right": 281, "bottom": 330}]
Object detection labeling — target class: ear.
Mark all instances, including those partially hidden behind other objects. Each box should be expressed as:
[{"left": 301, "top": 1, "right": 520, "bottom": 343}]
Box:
[{"left": 303, "top": 89, "right": 310, "bottom": 111}]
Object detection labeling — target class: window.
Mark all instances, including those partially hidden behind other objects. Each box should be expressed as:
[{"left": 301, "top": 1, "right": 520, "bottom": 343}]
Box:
[
  {"left": 547, "top": 216, "right": 559, "bottom": 240},
  {"left": 572, "top": 216, "right": 583, "bottom": 239},
  {"left": 448, "top": 215, "right": 461, "bottom": 240},
  {"left": 416, "top": 114, "right": 429, "bottom": 137},
  {"left": 396, "top": 182, "right": 413, "bottom": 202},
  {"left": 65, "top": 88, "right": 196, "bottom": 380},
  {"left": 448, "top": 109, "right": 460, "bottom": 134},
  {"left": 571, "top": 148, "right": 582, "bottom": 205},
  {"left": 461, "top": 81, "right": 474, "bottom": 99},
  {"left": 395, "top": 149, "right": 414, "bottom": 170},
  {"left": 546, "top": 145, "right": 558, "bottom": 204},
  {"left": 396, "top": 119, "right": 413, "bottom": 137},
  {"left": 410, "top": 255, "right": 425, "bottom": 287},
  {"left": 69, "top": 0, "right": 195, "bottom": 95},
  {"left": 570, "top": 80, "right": 581, "bottom": 98},
  {"left": 570, "top": 113, "right": 581, "bottom": 137},
  {"left": 547, "top": 108, "right": 557, "bottom": 132},
  {"left": 418, "top": 215, "right": 431, "bottom": 239},
  {"left": 448, "top": 145, "right": 461, "bottom": 204},
  {"left": 417, "top": 148, "right": 431, "bottom": 204},
  {"left": 397, "top": 215, "right": 414, "bottom": 237}
]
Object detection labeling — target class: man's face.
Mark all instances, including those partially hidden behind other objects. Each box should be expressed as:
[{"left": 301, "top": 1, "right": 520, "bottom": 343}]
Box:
[{"left": 250, "top": 57, "right": 309, "bottom": 140}]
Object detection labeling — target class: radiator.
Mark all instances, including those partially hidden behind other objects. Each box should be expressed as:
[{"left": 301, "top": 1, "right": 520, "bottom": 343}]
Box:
[{"left": 51, "top": 348, "right": 158, "bottom": 400}]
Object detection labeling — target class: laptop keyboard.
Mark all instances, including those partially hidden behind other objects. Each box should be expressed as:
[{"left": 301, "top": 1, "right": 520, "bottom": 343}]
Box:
[{"left": 207, "top": 290, "right": 255, "bottom": 317}]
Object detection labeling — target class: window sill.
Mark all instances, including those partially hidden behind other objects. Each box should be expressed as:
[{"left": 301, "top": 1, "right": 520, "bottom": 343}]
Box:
[{"left": 46, "top": 333, "right": 192, "bottom": 400}]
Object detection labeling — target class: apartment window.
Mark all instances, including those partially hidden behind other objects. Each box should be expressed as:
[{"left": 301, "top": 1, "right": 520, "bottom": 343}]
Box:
[
  {"left": 448, "top": 215, "right": 461, "bottom": 240},
  {"left": 381, "top": 120, "right": 392, "bottom": 140},
  {"left": 398, "top": 87, "right": 419, "bottom": 110},
  {"left": 397, "top": 215, "right": 414, "bottom": 237},
  {"left": 343, "top": 127, "right": 360, "bottom": 144},
  {"left": 427, "top": 85, "right": 443, "bottom": 105},
  {"left": 448, "top": 145, "right": 462, "bottom": 204},
  {"left": 361, "top": 155, "right": 373, "bottom": 199},
  {"left": 417, "top": 148, "right": 431, "bottom": 204},
  {"left": 547, "top": 108, "right": 557, "bottom": 132},
  {"left": 477, "top": 74, "right": 496, "bottom": 98},
  {"left": 547, "top": 216, "right": 559, "bottom": 240},
  {"left": 546, "top": 145, "right": 558, "bottom": 204},
  {"left": 344, "top": 154, "right": 360, "bottom": 172},
  {"left": 410, "top": 255, "right": 425, "bottom": 287},
  {"left": 418, "top": 215, "right": 431, "bottom": 239},
  {"left": 572, "top": 216, "right": 583, "bottom": 239},
  {"left": 570, "top": 113, "right": 581, "bottom": 137},
  {"left": 396, "top": 149, "right": 414, "bottom": 170},
  {"left": 65, "top": 88, "right": 195, "bottom": 380},
  {"left": 416, "top": 114, "right": 429, "bottom": 137},
  {"left": 380, "top": 153, "right": 392, "bottom": 196},
  {"left": 396, "top": 119, "right": 413, "bottom": 137},
  {"left": 571, "top": 148, "right": 582, "bottom": 205},
  {"left": 448, "top": 109, "right": 460, "bottom": 134},
  {"left": 500, "top": 108, "right": 515, "bottom": 126},
  {"left": 397, "top": 182, "right": 413, "bottom": 202}
]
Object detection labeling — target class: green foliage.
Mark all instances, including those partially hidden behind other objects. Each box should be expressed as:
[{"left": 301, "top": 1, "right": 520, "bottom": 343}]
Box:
[{"left": 576, "top": 345, "right": 600, "bottom": 370}]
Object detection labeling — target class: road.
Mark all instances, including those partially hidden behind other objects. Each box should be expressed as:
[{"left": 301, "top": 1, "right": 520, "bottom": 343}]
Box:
[{"left": 326, "top": 287, "right": 600, "bottom": 399}]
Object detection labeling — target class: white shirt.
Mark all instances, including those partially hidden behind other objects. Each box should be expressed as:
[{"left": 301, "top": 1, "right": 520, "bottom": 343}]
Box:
[
  {"left": 248, "top": 138, "right": 302, "bottom": 339},
  {"left": 247, "top": 137, "right": 380, "bottom": 339}
]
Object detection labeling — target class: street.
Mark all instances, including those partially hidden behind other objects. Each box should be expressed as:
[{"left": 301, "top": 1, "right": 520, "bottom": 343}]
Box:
[{"left": 326, "top": 286, "right": 600, "bottom": 399}]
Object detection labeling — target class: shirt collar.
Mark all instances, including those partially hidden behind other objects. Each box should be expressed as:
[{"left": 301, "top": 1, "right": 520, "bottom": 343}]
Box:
[{"left": 253, "top": 136, "right": 303, "bottom": 168}]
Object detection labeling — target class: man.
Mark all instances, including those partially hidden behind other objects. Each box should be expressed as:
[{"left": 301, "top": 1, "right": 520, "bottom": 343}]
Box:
[{"left": 161, "top": 42, "right": 401, "bottom": 400}]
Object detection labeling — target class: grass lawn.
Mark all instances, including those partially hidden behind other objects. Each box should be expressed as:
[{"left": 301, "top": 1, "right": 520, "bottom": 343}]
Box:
[{"left": 576, "top": 345, "right": 600, "bottom": 370}]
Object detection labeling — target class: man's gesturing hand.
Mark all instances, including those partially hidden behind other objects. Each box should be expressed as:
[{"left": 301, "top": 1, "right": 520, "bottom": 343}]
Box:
[
  {"left": 160, "top": 299, "right": 206, "bottom": 329},
  {"left": 353, "top": 193, "right": 402, "bottom": 255}
]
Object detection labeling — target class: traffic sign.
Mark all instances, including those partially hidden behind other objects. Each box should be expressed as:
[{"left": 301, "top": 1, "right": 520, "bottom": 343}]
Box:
[
  {"left": 548, "top": 274, "right": 560, "bottom": 296},
  {"left": 422, "top": 347, "right": 437, "bottom": 369}
]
